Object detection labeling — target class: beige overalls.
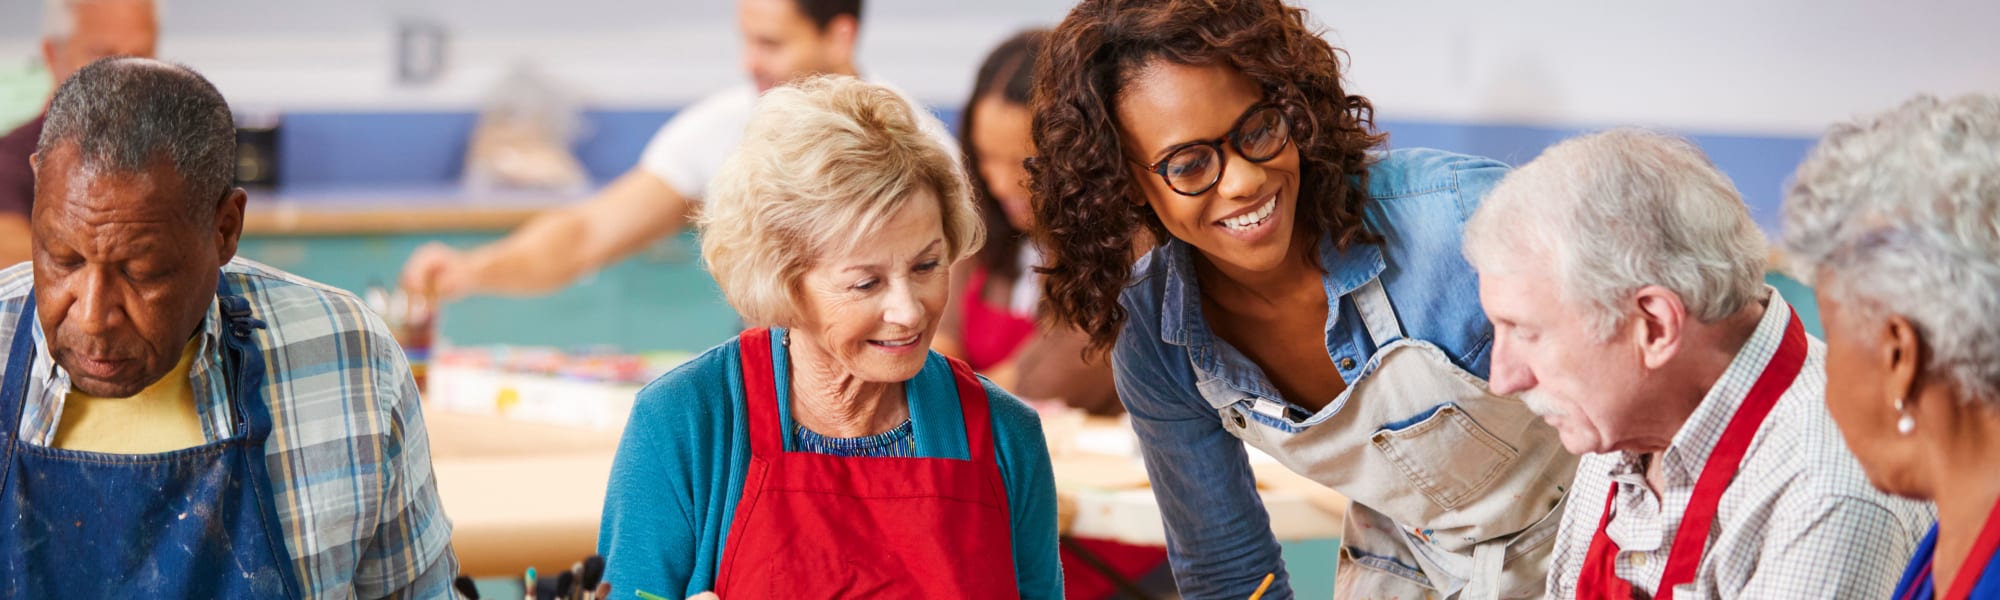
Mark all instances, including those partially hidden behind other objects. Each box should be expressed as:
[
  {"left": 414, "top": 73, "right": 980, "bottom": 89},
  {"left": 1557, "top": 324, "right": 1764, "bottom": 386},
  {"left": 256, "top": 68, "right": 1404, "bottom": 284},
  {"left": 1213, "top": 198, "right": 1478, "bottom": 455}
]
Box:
[{"left": 1213, "top": 279, "right": 1578, "bottom": 599}]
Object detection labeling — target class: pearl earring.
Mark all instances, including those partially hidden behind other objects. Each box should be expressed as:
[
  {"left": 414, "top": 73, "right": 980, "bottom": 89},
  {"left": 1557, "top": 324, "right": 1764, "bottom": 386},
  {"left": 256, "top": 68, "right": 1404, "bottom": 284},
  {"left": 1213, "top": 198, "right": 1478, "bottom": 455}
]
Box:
[{"left": 1894, "top": 397, "right": 1916, "bottom": 435}]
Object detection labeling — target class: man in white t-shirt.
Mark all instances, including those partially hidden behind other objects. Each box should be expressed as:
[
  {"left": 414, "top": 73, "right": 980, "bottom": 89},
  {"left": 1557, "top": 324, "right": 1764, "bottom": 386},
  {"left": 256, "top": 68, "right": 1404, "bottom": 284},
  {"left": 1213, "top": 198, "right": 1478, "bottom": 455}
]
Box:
[{"left": 400, "top": 0, "right": 953, "bottom": 299}]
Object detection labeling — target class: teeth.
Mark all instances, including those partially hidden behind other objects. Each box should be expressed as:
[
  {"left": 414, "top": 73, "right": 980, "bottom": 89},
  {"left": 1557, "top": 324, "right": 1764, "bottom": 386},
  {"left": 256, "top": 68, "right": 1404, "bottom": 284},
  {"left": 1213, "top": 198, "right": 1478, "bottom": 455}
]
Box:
[
  {"left": 1223, "top": 198, "right": 1277, "bottom": 230},
  {"left": 875, "top": 336, "right": 917, "bottom": 347}
]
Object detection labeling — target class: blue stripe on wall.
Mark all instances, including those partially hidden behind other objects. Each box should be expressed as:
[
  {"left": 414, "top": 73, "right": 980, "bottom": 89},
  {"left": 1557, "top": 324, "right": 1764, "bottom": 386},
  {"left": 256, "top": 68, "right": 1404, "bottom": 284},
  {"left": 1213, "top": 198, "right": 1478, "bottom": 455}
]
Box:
[
  {"left": 269, "top": 109, "right": 1818, "bottom": 234},
  {"left": 1380, "top": 120, "right": 1818, "bottom": 234}
]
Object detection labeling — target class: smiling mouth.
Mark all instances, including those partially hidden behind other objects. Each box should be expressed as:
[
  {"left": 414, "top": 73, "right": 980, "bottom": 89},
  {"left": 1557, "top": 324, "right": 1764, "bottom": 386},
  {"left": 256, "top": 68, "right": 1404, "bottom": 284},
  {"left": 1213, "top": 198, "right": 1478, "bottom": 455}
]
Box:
[
  {"left": 1217, "top": 193, "right": 1278, "bottom": 231},
  {"left": 869, "top": 334, "right": 920, "bottom": 348}
]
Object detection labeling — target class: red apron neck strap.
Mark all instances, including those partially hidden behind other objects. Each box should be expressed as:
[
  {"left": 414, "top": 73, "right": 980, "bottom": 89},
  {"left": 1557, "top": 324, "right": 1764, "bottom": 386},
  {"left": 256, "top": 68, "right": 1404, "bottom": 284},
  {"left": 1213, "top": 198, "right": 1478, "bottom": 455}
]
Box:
[
  {"left": 944, "top": 356, "right": 997, "bottom": 461},
  {"left": 1578, "top": 310, "right": 1809, "bottom": 600},
  {"left": 1945, "top": 494, "right": 2000, "bottom": 600},
  {"left": 1656, "top": 311, "right": 1808, "bottom": 596},
  {"left": 737, "top": 328, "right": 785, "bottom": 458},
  {"left": 743, "top": 330, "right": 998, "bottom": 462}
]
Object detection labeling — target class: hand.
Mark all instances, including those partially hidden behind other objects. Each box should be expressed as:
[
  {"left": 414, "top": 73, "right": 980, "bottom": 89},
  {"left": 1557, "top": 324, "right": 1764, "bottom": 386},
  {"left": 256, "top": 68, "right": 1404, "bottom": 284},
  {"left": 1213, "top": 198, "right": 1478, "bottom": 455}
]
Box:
[{"left": 400, "top": 242, "right": 478, "bottom": 302}]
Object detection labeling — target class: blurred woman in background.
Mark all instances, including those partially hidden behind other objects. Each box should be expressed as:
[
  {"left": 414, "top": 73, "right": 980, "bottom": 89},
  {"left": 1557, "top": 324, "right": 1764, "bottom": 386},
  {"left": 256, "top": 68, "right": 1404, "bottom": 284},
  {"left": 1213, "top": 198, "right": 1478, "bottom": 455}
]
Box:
[
  {"left": 935, "top": 29, "right": 1123, "bottom": 417},
  {"left": 935, "top": 29, "right": 1173, "bottom": 600}
]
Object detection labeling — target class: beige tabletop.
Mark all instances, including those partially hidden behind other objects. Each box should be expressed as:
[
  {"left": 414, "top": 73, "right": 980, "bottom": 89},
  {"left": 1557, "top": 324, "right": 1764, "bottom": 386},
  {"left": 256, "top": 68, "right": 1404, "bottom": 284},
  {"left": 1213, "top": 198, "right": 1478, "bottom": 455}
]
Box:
[
  {"left": 427, "top": 411, "right": 618, "bottom": 577},
  {"left": 426, "top": 407, "right": 1349, "bottom": 577}
]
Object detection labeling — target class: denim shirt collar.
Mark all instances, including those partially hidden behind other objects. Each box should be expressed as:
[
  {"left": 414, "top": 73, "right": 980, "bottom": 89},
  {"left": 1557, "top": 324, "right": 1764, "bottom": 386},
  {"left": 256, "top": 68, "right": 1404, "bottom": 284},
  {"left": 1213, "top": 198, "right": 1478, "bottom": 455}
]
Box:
[
  {"left": 1154, "top": 232, "right": 1387, "bottom": 413},
  {"left": 1155, "top": 232, "right": 1386, "bottom": 350}
]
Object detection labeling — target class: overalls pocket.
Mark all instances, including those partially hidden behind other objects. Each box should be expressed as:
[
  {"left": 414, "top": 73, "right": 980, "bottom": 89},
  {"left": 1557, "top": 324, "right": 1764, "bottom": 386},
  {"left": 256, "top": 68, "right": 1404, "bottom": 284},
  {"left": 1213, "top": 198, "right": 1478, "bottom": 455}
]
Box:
[{"left": 1370, "top": 402, "right": 1518, "bottom": 510}]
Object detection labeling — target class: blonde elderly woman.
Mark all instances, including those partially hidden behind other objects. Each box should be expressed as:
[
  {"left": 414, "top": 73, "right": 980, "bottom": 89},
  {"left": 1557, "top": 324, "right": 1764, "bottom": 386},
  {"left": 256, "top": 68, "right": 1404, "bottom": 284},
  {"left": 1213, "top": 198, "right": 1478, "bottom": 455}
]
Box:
[
  {"left": 1782, "top": 95, "right": 2000, "bottom": 600},
  {"left": 595, "top": 75, "right": 1062, "bottom": 600}
]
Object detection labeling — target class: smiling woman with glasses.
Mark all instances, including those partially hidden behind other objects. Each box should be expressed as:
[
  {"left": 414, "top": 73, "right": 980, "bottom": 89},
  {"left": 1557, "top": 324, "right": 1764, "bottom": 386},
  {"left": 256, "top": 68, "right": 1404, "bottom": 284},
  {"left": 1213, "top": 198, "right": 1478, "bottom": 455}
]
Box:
[{"left": 1027, "top": 0, "right": 1579, "bottom": 597}]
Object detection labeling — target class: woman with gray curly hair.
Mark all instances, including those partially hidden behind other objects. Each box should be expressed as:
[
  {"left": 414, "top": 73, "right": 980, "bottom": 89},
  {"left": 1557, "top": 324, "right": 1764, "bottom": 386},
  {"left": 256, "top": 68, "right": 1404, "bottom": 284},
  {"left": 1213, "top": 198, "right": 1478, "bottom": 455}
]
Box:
[
  {"left": 1782, "top": 94, "right": 2000, "bottom": 599},
  {"left": 596, "top": 75, "right": 1062, "bottom": 599}
]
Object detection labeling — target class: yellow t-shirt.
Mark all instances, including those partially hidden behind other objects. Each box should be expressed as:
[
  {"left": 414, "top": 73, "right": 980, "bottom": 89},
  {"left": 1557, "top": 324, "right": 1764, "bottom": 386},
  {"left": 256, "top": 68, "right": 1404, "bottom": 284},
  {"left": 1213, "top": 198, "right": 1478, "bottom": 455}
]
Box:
[{"left": 53, "top": 337, "right": 206, "bottom": 453}]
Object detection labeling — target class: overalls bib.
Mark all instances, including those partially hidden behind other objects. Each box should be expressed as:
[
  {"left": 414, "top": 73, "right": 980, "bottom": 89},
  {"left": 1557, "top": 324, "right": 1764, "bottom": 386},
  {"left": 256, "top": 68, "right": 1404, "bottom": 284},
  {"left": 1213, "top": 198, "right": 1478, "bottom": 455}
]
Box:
[{"left": 1213, "top": 280, "right": 1576, "bottom": 599}]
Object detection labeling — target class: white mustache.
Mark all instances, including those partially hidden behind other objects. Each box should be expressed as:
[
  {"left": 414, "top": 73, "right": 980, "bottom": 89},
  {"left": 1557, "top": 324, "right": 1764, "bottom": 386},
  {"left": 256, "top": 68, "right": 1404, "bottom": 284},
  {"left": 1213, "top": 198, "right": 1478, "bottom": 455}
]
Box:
[{"left": 1519, "top": 390, "right": 1567, "bottom": 419}]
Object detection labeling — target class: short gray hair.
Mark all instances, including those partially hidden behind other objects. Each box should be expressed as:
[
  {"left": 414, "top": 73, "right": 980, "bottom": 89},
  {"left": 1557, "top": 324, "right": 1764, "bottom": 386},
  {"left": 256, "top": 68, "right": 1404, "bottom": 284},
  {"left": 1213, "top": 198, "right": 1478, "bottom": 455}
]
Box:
[
  {"left": 43, "top": 0, "right": 158, "bottom": 40},
  {"left": 1783, "top": 95, "right": 2000, "bottom": 407},
  {"left": 36, "top": 57, "right": 237, "bottom": 223},
  {"left": 1465, "top": 128, "right": 1769, "bottom": 339}
]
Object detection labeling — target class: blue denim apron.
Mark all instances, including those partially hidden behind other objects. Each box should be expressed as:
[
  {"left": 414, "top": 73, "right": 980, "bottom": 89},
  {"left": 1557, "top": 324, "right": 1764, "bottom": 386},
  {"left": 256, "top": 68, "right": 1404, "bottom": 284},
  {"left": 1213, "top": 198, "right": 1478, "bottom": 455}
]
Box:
[{"left": 0, "top": 278, "right": 301, "bottom": 599}]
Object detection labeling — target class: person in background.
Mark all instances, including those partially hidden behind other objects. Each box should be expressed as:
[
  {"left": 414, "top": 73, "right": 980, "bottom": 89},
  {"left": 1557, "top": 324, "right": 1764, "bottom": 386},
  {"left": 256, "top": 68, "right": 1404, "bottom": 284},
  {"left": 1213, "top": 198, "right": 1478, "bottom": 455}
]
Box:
[
  {"left": 931, "top": 29, "right": 1169, "bottom": 600},
  {"left": 1781, "top": 95, "right": 2000, "bottom": 599},
  {"left": 1029, "top": 0, "right": 1577, "bottom": 597},
  {"left": 1463, "top": 128, "right": 1932, "bottom": 598},
  {"left": 936, "top": 29, "right": 1121, "bottom": 414},
  {"left": 399, "top": 0, "right": 954, "bottom": 302},
  {"left": 1, "top": 58, "right": 456, "bottom": 598},
  {"left": 0, "top": 0, "right": 158, "bottom": 267},
  {"left": 596, "top": 75, "right": 1061, "bottom": 599}
]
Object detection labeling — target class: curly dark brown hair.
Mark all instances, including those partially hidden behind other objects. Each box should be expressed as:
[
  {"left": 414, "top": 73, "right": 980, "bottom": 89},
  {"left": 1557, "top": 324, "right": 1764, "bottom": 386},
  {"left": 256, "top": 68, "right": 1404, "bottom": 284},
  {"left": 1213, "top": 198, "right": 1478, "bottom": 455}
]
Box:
[{"left": 1028, "top": 0, "right": 1386, "bottom": 352}]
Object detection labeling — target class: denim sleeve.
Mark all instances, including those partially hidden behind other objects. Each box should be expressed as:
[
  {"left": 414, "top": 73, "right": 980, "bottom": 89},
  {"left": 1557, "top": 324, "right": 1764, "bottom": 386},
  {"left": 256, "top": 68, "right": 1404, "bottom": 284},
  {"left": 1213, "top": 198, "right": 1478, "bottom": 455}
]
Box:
[
  {"left": 1452, "top": 160, "right": 1509, "bottom": 379},
  {"left": 1112, "top": 331, "right": 1292, "bottom": 600}
]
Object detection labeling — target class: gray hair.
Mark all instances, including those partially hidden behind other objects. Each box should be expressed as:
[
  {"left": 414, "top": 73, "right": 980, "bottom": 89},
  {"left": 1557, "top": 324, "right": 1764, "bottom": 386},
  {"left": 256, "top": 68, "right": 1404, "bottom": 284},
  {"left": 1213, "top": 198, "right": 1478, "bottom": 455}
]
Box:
[
  {"left": 36, "top": 57, "right": 236, "bottom": 223},
  {"left": 43, "top": 0, "right": 158, "bottom": 40},
  {"left": 1464, "top": 128, "right": 1769, "bottom": 339},
  {"left": 1783, "top": 95, "right": 2000, "bottom": 407}
]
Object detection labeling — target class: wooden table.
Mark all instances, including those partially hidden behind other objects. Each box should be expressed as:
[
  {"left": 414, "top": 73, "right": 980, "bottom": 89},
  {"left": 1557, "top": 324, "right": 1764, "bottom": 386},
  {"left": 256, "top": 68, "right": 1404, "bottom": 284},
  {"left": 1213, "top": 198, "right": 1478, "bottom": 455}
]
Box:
[
  {"left": 425, "top": 406, "right": 1349, "bottom": 577},
  {"left": 427, "top": 411, "right": 618, "bottom": 577}
]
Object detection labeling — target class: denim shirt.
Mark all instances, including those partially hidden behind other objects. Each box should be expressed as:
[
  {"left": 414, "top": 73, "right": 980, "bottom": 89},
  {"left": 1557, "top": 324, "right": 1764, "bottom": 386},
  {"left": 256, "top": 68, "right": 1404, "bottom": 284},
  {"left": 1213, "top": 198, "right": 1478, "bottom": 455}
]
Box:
[{"left": 1111, "top": 147, "right": 1507, "bottom": 599}]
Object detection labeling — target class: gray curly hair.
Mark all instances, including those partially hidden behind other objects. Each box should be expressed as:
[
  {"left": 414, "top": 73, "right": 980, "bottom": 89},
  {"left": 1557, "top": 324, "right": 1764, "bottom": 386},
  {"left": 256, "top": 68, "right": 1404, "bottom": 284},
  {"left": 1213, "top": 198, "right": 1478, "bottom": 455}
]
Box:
[{"left": 1783, "top": 94, "right": 2000, "bottom": 407}]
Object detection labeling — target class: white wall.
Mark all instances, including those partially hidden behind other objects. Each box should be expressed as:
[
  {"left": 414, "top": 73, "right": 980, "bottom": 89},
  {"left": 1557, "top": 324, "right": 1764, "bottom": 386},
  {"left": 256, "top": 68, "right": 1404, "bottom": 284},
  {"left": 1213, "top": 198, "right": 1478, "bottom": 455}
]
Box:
[{"left": 3, "top": 0, "right": 1995, "bottom": 135}]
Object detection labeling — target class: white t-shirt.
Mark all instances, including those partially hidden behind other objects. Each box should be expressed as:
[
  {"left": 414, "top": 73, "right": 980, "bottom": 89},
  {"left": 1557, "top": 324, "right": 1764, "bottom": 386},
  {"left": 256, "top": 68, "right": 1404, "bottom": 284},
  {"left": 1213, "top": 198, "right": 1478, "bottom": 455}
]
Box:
[{"left": 636, "top": 81, "right": 959, "bottom": 201}]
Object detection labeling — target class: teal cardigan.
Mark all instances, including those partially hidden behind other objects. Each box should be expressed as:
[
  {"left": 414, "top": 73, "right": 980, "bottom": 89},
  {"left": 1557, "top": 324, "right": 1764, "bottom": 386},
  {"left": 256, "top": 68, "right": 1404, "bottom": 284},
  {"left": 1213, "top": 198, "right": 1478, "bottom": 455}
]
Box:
[{"left": 597, "top": 329, "right": 1063, "bottom": 598}]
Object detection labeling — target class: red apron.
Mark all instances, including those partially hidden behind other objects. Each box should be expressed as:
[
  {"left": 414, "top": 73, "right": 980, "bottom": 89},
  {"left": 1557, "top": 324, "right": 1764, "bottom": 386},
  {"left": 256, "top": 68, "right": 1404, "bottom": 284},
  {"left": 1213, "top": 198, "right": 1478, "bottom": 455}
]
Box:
[
  {"left": 960, "top": 266, "right": 1038, "bottom": 372},
  {"left": 712, "top": 328, "right": 1023, "bottom": 599},
  {"left": 1576, "top": 312, "right": 1808, "bottom": 600}
]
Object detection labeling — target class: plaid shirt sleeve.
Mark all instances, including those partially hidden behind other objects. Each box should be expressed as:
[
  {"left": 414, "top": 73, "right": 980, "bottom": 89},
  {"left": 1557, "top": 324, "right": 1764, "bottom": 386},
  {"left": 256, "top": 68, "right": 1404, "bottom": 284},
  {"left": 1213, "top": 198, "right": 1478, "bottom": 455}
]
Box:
[
  {"left": 352, "top": 336, "right": 459, "bottom": 599},
  {"left": 222, "top": 260, "right": 459, "bottom": 599}
]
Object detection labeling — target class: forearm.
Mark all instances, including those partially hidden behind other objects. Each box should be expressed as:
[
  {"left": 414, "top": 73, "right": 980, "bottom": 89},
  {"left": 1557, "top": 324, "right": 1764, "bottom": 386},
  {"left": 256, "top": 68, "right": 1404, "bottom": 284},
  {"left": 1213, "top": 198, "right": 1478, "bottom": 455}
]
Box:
[
  {"left": 1013, "top": 329, "right": 1118, "bottom": 413},
  {"left": 458, "top": 170, "right": 687, "bottom": 297},
  {"left": 461, "top": 208, "right": 601, "bottom": 295}
]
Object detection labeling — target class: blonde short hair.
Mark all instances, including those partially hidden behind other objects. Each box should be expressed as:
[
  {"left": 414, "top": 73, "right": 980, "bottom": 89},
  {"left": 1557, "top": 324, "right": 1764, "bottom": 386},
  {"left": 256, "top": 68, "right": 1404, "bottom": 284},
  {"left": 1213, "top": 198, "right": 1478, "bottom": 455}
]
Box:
[{"left": 699, "top": 75, "right": 982, "bottom": 328}]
